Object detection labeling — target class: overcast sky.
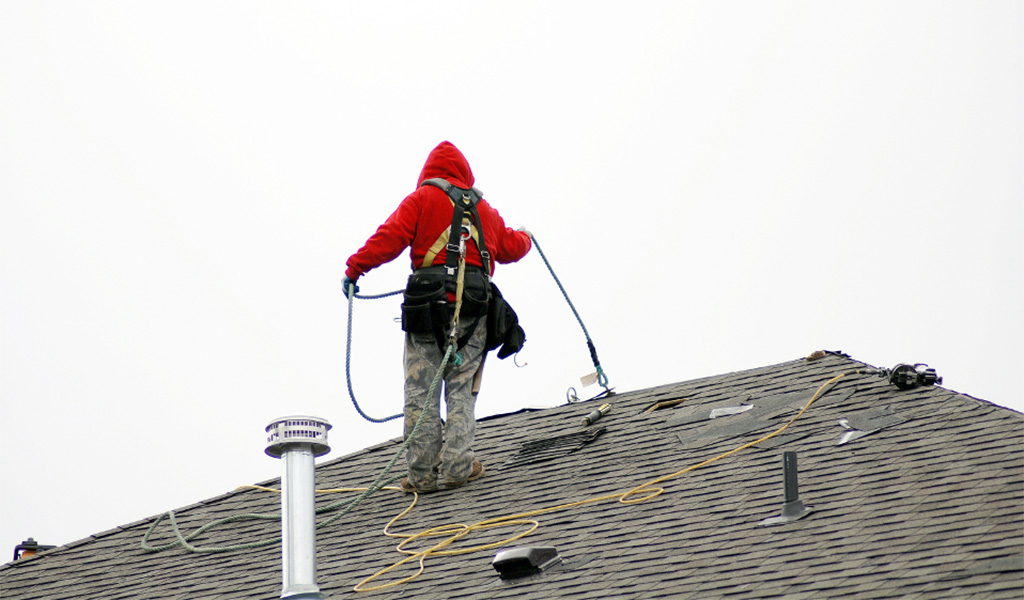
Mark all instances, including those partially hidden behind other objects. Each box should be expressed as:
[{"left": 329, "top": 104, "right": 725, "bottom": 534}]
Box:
[{"left": 1, "top": 1, "right": 1021, "bottom": 558}]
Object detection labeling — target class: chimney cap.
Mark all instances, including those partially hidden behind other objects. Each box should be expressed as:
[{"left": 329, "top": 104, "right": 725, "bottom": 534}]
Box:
[{"left": 265, "top": 416, "right": 332, "bottom": 458}]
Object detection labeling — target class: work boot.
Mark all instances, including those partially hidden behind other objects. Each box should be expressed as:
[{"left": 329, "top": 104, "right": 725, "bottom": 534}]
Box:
[
  {"left": 400, "top": 477, "right": 438, "bottom": 494},
  {"left": 444, "top": 460, "right": 485, "bottom": 488}
]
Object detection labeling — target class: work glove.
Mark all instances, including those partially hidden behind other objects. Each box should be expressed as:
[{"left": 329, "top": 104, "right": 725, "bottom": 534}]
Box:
[{"left": 342, "top": 276, "right": 360, "bottom": 299}]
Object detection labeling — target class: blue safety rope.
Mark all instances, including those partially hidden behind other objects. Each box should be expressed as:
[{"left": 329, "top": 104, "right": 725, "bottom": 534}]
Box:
[
  {"left": 529, "top": 234, "right": 609, "bottom": 389},
  {"left": 345, "top": 281, "right": 404, "bottom": 423}
]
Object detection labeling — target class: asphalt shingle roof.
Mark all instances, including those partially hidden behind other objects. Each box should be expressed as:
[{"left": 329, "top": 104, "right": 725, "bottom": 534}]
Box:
[{"left": 2, "top": 352, "right": 1023, "bottom": 599}]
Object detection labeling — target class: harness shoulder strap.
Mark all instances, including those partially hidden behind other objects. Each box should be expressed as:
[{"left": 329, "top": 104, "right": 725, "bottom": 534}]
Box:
[
  {"left": 420, "top": 178, "right": 491, "bottom": 277},
  {"left": 419, "top": 178, "right": 489, "bottom": 352},
  {"left": 421, "top": 178, "right": 484, "bottom": 201}
]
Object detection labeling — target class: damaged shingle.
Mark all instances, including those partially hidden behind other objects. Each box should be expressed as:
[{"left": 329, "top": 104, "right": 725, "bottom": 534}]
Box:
[
  {"left": 503, "top": 426, "right": 606, "bottom": 469},
  {"left": 668, "top": 389, "right": 856, "bottom": 451},
  {"left": 836, "top": 405, "right": 910, "bottom": 445}
]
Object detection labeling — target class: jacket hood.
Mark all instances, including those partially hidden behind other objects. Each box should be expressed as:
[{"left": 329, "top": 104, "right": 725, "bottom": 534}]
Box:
[{"left": 417, "top": 141, "right": 475, "bottom": 188}]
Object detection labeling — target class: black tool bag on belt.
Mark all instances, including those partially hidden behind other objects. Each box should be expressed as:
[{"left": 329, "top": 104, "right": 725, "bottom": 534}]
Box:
[{"left": 401, "top": 265, "right": 489, "bottom": 351}]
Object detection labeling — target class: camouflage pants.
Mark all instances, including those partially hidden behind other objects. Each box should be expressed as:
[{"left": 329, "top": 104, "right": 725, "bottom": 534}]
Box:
[{"left": 403, "top": 318, "right": 486, "bottom": 489}]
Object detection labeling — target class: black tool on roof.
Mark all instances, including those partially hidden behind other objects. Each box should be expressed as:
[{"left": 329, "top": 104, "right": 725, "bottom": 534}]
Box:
[{"left": 881, "top": 363, "right": 942, "bottom": 390}]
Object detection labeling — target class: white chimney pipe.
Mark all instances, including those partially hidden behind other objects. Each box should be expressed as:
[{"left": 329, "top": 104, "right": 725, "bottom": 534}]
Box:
[{"left": 265, "top": 416, "right": 332, "bottom": 600}]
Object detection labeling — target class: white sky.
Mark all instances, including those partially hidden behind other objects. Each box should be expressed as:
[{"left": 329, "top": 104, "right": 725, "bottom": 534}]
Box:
[{"left": 1, "top": 1, "right": 1021, "bottom": 558}]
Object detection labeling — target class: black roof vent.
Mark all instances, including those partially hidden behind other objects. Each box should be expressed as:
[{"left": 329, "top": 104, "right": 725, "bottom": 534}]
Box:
[
  {"left": 759, "top": 451, "right": 814, "bottom": 526},
  {"left": 492, "top": 546, "right": 561, "bottom": 579}
]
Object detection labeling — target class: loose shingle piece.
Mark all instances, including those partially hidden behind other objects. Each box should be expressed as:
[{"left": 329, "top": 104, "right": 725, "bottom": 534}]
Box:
[{"left": 2, "top": 353, "right": 1022, "bottom": 599}]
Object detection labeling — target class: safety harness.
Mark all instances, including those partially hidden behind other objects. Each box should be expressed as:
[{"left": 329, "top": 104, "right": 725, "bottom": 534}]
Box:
[
  {"left": 399, "top": 178, "right": 525, "bottom": 359},
  {"left": 399, "top": 178, "right": 492, "bottom": 356},
  {"left": 420, "top": 177, "right": 491, "bottom": 280}
]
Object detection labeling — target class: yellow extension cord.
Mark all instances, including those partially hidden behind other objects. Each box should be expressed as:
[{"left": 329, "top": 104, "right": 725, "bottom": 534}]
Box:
[{"left": 242, "top": 369, "right": 866, "bottom": 593}]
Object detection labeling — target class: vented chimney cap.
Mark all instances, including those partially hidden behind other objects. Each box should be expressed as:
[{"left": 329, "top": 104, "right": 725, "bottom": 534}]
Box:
[{"left": 265, "top": 416, "right": 332, "bottom": 458}]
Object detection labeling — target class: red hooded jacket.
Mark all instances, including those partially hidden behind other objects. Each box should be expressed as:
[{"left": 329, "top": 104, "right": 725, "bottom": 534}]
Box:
[{"left": 345, "top": 141, "right": 532, "bottom": 281}]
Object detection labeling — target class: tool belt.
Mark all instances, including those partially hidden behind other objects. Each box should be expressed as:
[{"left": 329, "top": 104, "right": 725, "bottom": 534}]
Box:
[{"left": 401, "top": 265, "right": 489, "bottom": 351}]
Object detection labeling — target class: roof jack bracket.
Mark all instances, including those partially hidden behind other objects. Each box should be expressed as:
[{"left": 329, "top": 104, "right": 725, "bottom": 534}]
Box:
[{"left": 759, "top": 451, "right": 814, "bottom": 527}]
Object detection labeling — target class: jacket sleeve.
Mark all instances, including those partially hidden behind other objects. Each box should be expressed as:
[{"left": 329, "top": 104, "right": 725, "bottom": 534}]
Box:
[
  {"left": 485, "top": 204, "right": 532, "bottom": 265},
  {"left": 345, "top": 194, "right": 420, "bottom": 280}
]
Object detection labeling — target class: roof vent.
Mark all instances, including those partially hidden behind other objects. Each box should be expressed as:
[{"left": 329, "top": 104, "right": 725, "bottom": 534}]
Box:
[
  {"left": 492, "top": 546, "right": 561, "bottom": 579},
  {"left": 759, "top": 451, "right": 814, "bottom": 526},
  {"left": 265, "top": 416, "right": 331, "bottom": 600},
  {"left": 265, "top": 416, "right": 331, "bottom": 459},
  {"left": 12, "top": 537, "right": 55, "bottom": 561}
]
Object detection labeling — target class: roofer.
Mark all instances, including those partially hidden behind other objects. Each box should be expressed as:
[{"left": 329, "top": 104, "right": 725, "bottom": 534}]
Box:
[{"left": 343, "top": 141, "right": 532, "bottom": 493}]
